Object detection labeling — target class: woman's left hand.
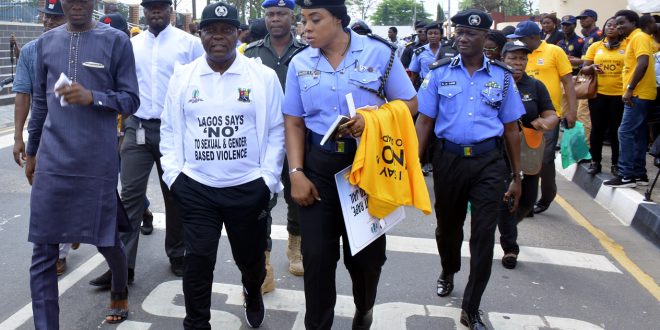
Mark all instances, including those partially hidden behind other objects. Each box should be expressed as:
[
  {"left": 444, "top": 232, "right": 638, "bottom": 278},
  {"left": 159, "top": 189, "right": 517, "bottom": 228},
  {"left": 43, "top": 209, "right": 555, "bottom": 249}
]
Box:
[{"left": 337, "top": 113, "right": 365, "bottom": 138}]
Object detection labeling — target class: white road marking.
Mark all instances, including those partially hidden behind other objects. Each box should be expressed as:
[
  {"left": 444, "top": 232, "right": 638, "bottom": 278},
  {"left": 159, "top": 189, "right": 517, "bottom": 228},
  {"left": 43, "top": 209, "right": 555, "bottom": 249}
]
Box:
[
  {"left": 151, "top": 213, "right": 622, "bottom": 273},
  {"left": 142, "top": 280, "right": 605, "bottom": 330},
  {"left": 0, "top": 253, "right": 105, "bottom": 329},
  {"left": 0, "top": 130, "right": 24, "bottom": 150}
]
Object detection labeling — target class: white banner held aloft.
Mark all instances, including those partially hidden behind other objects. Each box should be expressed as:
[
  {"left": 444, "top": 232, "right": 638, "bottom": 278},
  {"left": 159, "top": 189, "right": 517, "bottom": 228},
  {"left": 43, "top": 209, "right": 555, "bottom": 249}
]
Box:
[{"left": 335, "top": 166, "right": 405, "bottom": 256}]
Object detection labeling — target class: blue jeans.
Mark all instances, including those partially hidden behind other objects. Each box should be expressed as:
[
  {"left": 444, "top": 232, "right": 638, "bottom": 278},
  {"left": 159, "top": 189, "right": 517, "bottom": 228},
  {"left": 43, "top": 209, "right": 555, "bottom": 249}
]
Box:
[{"left": 618, "top": 97, "right": 652, "bottom": 178}]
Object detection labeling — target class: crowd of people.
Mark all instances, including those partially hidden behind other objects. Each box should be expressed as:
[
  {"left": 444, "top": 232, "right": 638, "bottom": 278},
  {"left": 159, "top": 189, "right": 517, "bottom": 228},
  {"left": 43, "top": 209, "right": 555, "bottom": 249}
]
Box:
[{"left": 8, "top": 0, "right": 660, "bottom": 329}]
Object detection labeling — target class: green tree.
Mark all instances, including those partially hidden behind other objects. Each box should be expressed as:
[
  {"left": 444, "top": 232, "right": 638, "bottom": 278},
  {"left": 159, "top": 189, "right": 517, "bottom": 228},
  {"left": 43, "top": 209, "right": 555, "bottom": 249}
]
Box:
[
  {"left": 371, "top": 0, "right": 431, "bottom": 26},
  {"left": 458, "top": 0, "right": 533, "bottom": 16},
  {"left": 347, "top": 0, "right": 378, "bottom": 21},
  {"left": 436, "top": 3, "right": 446, "bottom": 22}
]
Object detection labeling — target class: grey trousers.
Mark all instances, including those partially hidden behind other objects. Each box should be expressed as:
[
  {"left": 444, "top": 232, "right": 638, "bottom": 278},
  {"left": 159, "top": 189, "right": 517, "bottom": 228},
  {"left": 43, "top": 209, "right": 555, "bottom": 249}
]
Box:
[{"left": 119, "top": 116, "right": 183, "bottom": 269}]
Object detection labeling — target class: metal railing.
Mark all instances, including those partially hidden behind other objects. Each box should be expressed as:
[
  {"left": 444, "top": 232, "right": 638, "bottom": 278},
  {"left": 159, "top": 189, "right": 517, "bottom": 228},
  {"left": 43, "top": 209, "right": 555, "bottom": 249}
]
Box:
[{"left": 0, "top": 1, "right": 40, "bottom": 24}]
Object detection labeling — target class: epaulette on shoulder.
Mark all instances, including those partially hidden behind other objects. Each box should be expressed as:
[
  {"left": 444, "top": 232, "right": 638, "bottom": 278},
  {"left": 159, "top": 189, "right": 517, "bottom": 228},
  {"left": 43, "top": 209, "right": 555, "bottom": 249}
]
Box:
[
  {"left": 489, "top": 59, "right": 514, "bottom": 73},
  {"left": 405, "top": 41, "right": 414, "bottom": 47},
  {"left": 284, "top": 44, "right": 310, "bottom": 65},
  {"left": 429, "top": 57, "right": 452, "bottom": 70},
  {"left": 245, "top": 39, "right": 264, "bottom": 51},
  {"left": 413, "top": 46, "right": 425, "bottom": 55},
  {"left": 366, "top": 33, "right": 397, "bottom": 50}
]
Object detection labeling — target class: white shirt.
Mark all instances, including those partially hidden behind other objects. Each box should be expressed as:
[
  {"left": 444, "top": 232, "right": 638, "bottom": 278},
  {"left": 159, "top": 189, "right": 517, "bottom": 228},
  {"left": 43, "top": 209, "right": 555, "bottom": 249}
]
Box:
[
  {"left": 160, "top": 53, "right": 285, "bottom": 193},
  {"left": 181, "top": 58, "right": 262, "bottom": 188},
  {"left": 131, "top": 24, "right": 204, "bottom": 119}
]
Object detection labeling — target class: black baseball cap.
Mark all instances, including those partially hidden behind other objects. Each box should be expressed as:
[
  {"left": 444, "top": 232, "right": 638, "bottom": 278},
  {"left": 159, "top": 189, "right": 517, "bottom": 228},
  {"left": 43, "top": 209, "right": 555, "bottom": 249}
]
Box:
[
  {"left": 200, "top": 2, "right": 241, "bottom": 29},
  {"left": 502, "top": 40, "right": 531, "bottom": 55},
  {"left": 576, "top": 9, "right": 598, "bottom": 20},
  {"left": 38, "top": 0, "right": 64, "bottom": 16}
]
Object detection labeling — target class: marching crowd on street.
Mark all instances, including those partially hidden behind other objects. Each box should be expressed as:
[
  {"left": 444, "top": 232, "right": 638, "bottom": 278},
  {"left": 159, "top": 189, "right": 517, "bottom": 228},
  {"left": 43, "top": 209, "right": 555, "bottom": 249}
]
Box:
[{"left": 7, "top": 0, "right": 660, "bottom": 329}]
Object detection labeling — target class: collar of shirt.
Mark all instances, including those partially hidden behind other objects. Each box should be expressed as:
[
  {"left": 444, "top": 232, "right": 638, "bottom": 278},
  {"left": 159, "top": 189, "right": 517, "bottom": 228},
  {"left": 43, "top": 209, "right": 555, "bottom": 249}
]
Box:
[
  {"left": 449, "top": 54, "right": 494, "bottom": 76},
  {"left": 263, "top": 33, "right": 297, "bottom": 53},
  {"left": 626, "top": 28, "right": 641, "bottom": 43},
  {"left": 309, "top": 29, "right": 365, "bottom": 72},
  {"left": 533, "top": 40, "right": 548, "bottom": 54},
  {"left": 199, "top": 52, "right": 246, "bottom": 76},
  {"left": 145, "top": 23, "right": 172, "bottom": 39},
  {"left": 586, "top": 27, "right": 601, "bottom": 38}
]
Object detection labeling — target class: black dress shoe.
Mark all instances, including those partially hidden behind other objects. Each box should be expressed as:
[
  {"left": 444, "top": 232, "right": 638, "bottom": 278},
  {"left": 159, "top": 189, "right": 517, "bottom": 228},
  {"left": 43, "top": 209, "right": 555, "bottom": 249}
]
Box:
[
  {"left": 587, "top": 162, "right": 601, "bottom": 175},
  {"left": 140, "top": 208, "right": 154, "bottom": 235},
  {"left": 170, "top": 257, "right": 184, "bottom": 277},
  {"left": 460, "top": 310, "right": 488, "bottom": 330},
  {"left": 501, "top": 252, "right": 518, "bottom": 269},
  {"left": 436, "top": 272, "right": 454, "bottom": 297},
  {"left": 352, "top": 308, "right": 373, "bottom": 330},
  {"left": 533, "top": 202, "right": 549, "bottom": 214},
  {"left": 89, "top": 268, "right": 134, "bottom": 289}
]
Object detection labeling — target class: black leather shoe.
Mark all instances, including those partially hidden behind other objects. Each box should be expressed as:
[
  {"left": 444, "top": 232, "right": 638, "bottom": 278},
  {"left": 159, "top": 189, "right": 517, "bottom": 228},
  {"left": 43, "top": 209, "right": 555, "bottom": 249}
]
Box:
[
  {"left": 436, "top": 272, "right": 454, "bottom": 297},
  {"left": 587, "top": 162, "right": 601, "bottom": 175},
  {"left": 89, "top": 268, "right": 134, "bottom": 288},
  {"left": 501, "top": 253, "right": 518, "bottom": 269},
  {"left": 460, "top": 310, "right": 488, "bottom": 330},
  {"left": 170, "top": 257, "right": 184, "bottom": 277},
  {"left": 352, "top": 308, "right": 373, "bottom": 330},
  {"left": 533, "top": 202, "right": 549, "bottom": 214},
  {"left": 140, "top": 208, "right": 154, "bottom": 235}
]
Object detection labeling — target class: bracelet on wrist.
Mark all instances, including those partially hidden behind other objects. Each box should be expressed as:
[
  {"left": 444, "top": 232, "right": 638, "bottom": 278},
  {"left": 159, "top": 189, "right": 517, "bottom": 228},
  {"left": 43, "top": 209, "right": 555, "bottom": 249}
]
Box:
[{"left": 289, "top": 167, "right": 304, "bottom": 175}]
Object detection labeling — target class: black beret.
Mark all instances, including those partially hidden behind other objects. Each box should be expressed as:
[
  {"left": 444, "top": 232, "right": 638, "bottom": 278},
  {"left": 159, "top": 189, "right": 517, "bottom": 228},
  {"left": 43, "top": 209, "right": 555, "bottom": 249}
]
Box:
[
  {"left": 451, "top": 9, "right": 493, "bottom": 31},
  {"left": 294, "top": 0, "right": 345, "bottom": 9}
]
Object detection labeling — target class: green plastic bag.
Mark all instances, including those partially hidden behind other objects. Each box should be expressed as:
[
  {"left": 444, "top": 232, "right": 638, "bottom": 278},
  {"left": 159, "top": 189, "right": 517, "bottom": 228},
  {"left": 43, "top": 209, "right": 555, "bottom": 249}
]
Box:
[{"left": 561, "top": 121, "right": 592, "bottom": 169}]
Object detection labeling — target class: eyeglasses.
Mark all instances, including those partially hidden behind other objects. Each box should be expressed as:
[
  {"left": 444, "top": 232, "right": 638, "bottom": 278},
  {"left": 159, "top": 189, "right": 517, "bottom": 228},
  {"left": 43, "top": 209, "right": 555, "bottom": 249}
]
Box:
[
  {"left": 202, "top": 25, "right": 237, "bottom": 36},
  {"left": 484, "top": 47, "right": 498, "bottom": 52}
]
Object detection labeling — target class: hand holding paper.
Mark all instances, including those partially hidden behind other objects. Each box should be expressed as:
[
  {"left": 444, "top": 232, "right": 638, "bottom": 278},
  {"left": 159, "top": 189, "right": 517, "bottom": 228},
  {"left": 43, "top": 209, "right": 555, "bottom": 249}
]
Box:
[{"left": 53, "top": 73, "right": 72, "bottom": 106}]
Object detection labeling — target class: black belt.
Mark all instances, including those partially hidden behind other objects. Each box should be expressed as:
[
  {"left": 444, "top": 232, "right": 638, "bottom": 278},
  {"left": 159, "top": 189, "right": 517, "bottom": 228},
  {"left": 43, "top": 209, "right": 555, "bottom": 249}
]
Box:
[
  {"left": 133, "top": 116, "right": 160, "bottom": 123},
  {"left": 439, "top": 137, "right": 500, "bottom": 157},
  {"left": 308, "top": 131, "right": 357, "bottom": 154}
]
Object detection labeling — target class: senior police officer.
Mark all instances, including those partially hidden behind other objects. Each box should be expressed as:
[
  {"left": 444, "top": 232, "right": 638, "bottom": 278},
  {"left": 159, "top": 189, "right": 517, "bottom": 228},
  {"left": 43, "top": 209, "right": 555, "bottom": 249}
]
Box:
[
  {"left": 160, "top": 2, "right": 285, "bottom": 328},
  {"left": 244, "top": 0, "right": 306, "bottom": 293},
  {"left": 415, "top": 9, "right": 525, "bottom": 330},
  {"left": 282, "top": 0, "right": 417, "bottom": 328}
]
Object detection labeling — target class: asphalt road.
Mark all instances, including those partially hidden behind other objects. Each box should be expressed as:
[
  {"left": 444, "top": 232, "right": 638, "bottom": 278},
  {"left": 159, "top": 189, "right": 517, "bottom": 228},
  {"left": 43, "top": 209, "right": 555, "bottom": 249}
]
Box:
[{"left": 0, "top": 130, "right": 658, "bottom": 330}]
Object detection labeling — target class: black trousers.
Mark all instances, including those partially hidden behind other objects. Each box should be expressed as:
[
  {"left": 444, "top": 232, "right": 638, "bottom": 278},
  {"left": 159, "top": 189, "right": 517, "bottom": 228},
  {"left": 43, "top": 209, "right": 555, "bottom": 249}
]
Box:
[
  {"left": 299, "top": 146, "right": 386, "bottom": 330},
  {"left": 432, "top": 144, "right": 507, "bottom": 313},
  {"left": 537, "top": 125, "right": 559, "bottom": 207},
  {"left": 171, "top": 174, "right": 269, "bottom": 330},
  {"left": 589, "top": 94, "right": 624, "bottom": 164},
  {"left": 497, "top": 173, "right": 539, "bottom": 255}
]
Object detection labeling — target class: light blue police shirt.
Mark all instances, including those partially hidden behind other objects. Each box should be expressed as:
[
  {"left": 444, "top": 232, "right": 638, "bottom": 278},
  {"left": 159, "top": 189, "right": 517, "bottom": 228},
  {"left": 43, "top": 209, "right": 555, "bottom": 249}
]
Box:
[
  {"left": 418, "top": 55, "right": 525, "bottom": 145},
  {"left": 408, "top": 44, "right": 439, "bottom": 79},
  {"left": 282, "top": 30, "right": 416, "bottom": 135},
  {"left": 12, "top": 39, "right": 37, "bottom": 94}
]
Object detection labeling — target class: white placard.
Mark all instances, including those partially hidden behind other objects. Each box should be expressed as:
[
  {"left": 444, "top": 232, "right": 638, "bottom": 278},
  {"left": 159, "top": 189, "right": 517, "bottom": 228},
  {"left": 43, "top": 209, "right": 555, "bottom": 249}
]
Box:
[{"left": 335, "top": 166, "right": 405, "bottom": 255}]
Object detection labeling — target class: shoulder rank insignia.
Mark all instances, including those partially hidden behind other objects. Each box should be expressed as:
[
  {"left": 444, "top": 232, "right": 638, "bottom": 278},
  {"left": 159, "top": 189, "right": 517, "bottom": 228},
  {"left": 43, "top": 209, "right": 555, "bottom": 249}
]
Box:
[
  {"left": 429, "top": 57, "right": 452, "bottom": 70},
  {"left": 413, "top": 46, "right": 425, "bottom": 55},
  {"left": 285, "top": 44, "right": 310, "bottom": 65},
  {"left": 245, "top": 39, "right": 264, "bottom": 51},
  {"left": 488, "top": 59, "right": 514, "bottom": 73},
  {"left": 366, "top": 33, "right": 397, "bottom": 50}
]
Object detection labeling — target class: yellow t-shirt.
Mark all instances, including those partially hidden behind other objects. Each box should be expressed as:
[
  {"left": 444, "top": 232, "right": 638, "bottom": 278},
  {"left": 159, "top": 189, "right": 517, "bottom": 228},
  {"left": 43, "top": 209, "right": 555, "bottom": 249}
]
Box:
[
  {"left": 349, "top": 100, "right": 431, "bottom": 219},
  {"left": 582, "top": 39, "right": 627, "bottom": 96},
  {"left": 621, "top": 29, "right": 657, "bottom": 100},
  {"left": 525, "top": 41, "right": 573, "bottom": 116}
]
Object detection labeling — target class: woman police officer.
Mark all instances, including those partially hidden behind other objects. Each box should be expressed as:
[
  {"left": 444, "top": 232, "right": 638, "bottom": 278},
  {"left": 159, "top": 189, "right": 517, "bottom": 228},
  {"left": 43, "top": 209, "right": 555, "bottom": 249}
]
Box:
[{"left": 282, "top": 0, "right": 417, "bottom": 328}]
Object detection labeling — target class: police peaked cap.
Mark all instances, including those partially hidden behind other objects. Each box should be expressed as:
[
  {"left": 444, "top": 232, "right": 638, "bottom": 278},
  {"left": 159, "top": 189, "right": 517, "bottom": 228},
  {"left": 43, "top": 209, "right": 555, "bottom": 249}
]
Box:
[
  {"left": 451, "top": 9, "right": 493, "bottom": 31},
  {"left": 200, "top": 2, "right": 241, "bottom": 29}
]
